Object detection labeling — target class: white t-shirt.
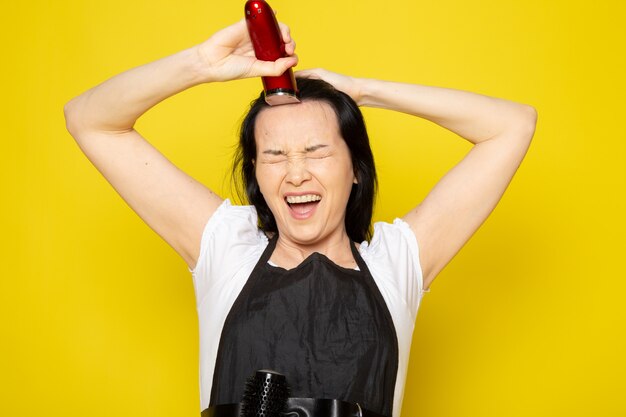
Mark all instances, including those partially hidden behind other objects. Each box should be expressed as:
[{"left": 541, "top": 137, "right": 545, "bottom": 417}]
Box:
[{"left": 191, "top": 199, "right": 425, "bottom": 417}]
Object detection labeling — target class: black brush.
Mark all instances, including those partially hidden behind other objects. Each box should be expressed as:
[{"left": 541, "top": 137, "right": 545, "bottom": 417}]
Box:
[{"left": 240, "top": 370, "right": 290, "bottom": 417}]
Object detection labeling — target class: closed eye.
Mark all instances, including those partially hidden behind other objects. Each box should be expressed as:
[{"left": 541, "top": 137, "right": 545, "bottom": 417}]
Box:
[
  {"left": 259, "top": 145, "right": 330, "bottom": 162},
  {"left": 261, "top": 156, "right": 287, "bottom": 164},
  {"left": 261, "top": 149, "right": 287, "bottom": 164},
  {"left": 305, "top": 144, "right": 331, "bottom": 159},
  {"left": 307, "top": 153, "right": 330, "bottom": 160}
]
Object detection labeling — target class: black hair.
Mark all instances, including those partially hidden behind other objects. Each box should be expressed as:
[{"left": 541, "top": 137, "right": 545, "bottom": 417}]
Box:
[{"left": 233, "top": 77, "right": 377, "bottom": 242}]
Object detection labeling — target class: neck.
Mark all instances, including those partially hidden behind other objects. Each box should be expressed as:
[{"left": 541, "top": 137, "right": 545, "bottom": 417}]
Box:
[{"left": 271, "top": 232, "right": 356, "bottom": 270}]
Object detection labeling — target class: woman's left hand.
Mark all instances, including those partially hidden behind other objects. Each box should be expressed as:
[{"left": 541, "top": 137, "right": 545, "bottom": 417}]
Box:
[{"left": 296, "top": 68, "right": 363, "bottom": 105}]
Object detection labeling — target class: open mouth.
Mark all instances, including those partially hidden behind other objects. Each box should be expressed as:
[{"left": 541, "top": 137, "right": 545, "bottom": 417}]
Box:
[{"left": 285, "top": 194, "right": 321, "bottom": 218}]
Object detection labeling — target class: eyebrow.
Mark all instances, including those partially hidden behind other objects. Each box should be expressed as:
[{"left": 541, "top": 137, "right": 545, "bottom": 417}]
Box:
[
  {"left": 261, "top": 144, "right": 328, "bottom": 155},
  {"left": 305, "top": 144, "right": 328, "bottom": 152},
  {"left": 262, "top": 149, "right": 285, "bottom": 156}
]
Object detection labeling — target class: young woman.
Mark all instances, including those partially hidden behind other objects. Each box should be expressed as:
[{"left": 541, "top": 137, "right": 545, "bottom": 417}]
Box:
[{"left": 64, "top": 19, "right": 537, "bottom": 417}]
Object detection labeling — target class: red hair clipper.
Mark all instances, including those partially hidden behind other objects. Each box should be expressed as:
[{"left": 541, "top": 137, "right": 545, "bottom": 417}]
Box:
[{"left": 245, "top": 0, "right": 300, "bottom": 105}]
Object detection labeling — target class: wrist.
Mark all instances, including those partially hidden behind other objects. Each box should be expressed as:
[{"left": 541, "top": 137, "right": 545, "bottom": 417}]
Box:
[
  {"left": 354, "top": 78, "right": 377, "bottom": 107},
  {"left": 189, "top": 45, "right": 217, "bottom": 84}
]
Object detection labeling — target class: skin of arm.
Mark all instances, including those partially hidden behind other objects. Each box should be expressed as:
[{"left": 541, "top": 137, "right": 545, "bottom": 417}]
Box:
[
  {"left": 297, "top": 69, "right": 538, "bottom": 290},
  {"left": 64, "top": 20, "right": 297, "bottom": 269}
]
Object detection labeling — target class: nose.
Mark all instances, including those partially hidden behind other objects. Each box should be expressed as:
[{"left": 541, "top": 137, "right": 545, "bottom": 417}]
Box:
[{"left": 285, "top": 158, "right": 311, "bottom": 186}]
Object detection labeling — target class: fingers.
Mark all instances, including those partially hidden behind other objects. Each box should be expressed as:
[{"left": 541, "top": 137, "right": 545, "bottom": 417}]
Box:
[
  {"left": 278, "top": 22, "right": 296, "bottom": 56},
  {"left": 295, "top": 68, "right": 325, "bottom": 79},
  {"left": 284, "top": 38, "right": 296, "bottom": 56},
  {"left": 293, "top": 68, "right": 361, "bottom": 103},
  {"left": 274, "top": 55, "right": 299, "bottom": 74},
  {"left": 278, "top": 22, "right": 291, "bottom": 43},
  {"left": 254, "top": 55, "right": 299, "bottom": 77},
  {"left": 205, "top": 19, "right": 249, "bottom": 51}
]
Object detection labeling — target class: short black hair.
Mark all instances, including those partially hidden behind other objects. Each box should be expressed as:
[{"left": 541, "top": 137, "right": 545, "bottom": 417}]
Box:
[{"left": 233, "top": 77, "right": 377, "bottom": 242}]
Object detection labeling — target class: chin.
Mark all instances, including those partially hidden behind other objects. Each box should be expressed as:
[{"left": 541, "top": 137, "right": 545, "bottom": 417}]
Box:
[
  {"left": 281, "top": 220, "right": 346, "bottom": 247},
  {"left": 283, "top": 229, "right": 325, "bottom": 246}
]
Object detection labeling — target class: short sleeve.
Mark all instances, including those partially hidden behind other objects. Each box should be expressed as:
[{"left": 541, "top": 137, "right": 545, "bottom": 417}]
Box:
[
  {"left": 190, "top": 199, "right": 267, "bottom": 305},
  {"left": 358, "top": 218, "right": 424, "bottom": 320}
]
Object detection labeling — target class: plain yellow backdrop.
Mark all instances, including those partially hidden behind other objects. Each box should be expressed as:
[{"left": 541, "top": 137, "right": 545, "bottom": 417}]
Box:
[{"left": 2, "top": 0, "right": 625, "bottom": 416}]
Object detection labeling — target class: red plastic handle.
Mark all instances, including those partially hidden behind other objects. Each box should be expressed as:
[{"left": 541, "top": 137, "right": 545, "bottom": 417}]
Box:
[{"left": 245, "top": 0, "right": 299, "bottom": 104}]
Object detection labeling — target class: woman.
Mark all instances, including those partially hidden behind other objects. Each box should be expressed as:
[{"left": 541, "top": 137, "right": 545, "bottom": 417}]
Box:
[{"left": 64, "top": 19, "right": 537, "bottom": 417}]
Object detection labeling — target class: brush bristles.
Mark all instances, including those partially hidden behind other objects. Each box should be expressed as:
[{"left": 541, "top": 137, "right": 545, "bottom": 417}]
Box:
[{"left": 241, "top": 370, "right": 290, "bottom": 417}]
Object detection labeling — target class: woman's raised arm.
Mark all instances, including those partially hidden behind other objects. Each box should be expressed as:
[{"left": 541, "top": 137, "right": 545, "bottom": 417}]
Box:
[
  {"left": 297, "top": 69, "right": 537, "bottom": 290},
  {"left": 64, "top": 20, "right": 297, "bottom": 269}
]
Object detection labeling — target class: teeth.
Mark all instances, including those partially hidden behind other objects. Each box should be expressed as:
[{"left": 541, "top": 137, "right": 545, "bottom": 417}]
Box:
[{"left": 286, "top": 194, "right": 322, "bottom": 204}]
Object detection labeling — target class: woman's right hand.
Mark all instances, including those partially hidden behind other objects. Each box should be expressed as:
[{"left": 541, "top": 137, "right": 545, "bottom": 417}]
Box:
[
  {"left": 196, "top": 19, "right": 298, "bottom": 83},
  {"left": 63, "top": 19, "right": 297, "bottom": 270}
]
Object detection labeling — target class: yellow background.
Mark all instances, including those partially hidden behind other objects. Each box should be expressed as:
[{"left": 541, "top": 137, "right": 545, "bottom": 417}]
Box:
[{"left": 2, "top": 0, "right": 625, "bottom": 416}]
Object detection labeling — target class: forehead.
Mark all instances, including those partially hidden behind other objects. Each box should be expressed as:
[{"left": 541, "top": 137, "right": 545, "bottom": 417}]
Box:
[{"left": 254, "top": 101, "right": 341, "bottom": 148}]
